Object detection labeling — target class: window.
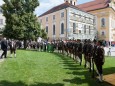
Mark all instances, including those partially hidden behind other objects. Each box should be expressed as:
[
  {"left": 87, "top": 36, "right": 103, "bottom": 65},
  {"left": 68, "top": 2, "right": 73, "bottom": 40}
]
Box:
[
  {"left": 61, "top": 12, "right": 64, "bottom": 18},
  {"left": 46, "top": 26, "right": 48, "bottom": 33},
  {"left": 46, "top": 17, "right": 48, "bottom": 22},
  {"left": 84, "top": 25, "right": 86, "bottom": 34},
  {"left": 79, "top": 30, "right": 81, "bottom": 34},
  {"left": 70, "top": 1, "right": 72, "bottom": 4},
  {"left": 53, "top": 15, "right": 55, "bottom": 20},
  {"left": 53, "top": 25, "right": 55, "bottom": 35},
  {"left": 0, "top": 19, "right": 3, "bottom": 25},
  {"left": 74, "top": 2, "right": 75, "bottom": 5},
  {"left": 86, "top": 29, "right": 89, "bottom": 34},
  {"left": 89, "top": 28, "right": 91, "bottom": 34},
  {"left": 61, "top": 23, "right": 64, "bottom": 34},
  {"left": 101, "top": 18, "right": 105, "bottom": 27},
  {"left": 73, "top": 23, "right": 76, "bottom": 33}
]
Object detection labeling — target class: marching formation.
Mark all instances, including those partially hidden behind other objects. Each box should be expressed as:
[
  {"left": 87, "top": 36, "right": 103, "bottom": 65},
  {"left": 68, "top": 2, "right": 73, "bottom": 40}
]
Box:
[
  {"left": 41, "top": 39, "right": 105, "bottom": 82},
  {"left": 0, "top": 37, "right": 105, "bottom": 82}
]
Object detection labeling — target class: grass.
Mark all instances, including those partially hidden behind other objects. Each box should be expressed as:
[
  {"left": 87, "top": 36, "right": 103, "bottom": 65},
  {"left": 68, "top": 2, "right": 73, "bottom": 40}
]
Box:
[{"left": 0, "top": 50, "right": 115, "bottom": 86}]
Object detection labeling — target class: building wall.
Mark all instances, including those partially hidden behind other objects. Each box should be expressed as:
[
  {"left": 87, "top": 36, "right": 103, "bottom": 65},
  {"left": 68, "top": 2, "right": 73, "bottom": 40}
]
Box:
[
  {"left": 39, "top": 9, "right": 67, "bottom": 40},
  {"left": 39, "top": 7, "right": 96, "bottom": 40},
  {"left": 68, "top": 7, "right": 96, "bottom": 40},
  {"left": 89, "top": 8, "right": 112, "bottom": 41},
  {"left": 109, "top": 8, "right": 115, "bottom": 41},
  {"left": 0, "top": 8, "right": 5, "bottom": 31}
]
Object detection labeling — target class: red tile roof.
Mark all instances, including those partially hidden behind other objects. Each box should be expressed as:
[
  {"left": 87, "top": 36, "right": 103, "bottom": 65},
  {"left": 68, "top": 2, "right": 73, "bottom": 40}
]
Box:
[
  {"left": 77, "top": 0, "right": 111, "bottom": 12},
  {"left": 39, "top": 2, "right": 81, "bottom": 17}
]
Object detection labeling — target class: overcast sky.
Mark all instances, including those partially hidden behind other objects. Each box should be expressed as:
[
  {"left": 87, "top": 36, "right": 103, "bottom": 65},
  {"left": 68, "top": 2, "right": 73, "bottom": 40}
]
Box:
[{"left": 0, "top": 0, "right": 93, "bottom": 16}]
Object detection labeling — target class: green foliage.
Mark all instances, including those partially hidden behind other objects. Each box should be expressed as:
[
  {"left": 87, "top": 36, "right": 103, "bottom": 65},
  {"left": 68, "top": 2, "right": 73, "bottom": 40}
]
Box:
[
  {"left": 40, "top": 29, "right": 47, "bottom": 39},
  {"left": 1, "top": 0, "right": 47, "bottom": 40}
]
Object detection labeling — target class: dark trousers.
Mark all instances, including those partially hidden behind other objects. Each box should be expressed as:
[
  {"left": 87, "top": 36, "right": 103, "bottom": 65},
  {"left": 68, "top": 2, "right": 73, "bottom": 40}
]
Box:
[
  {"left": 10, "top": 49, "right": 16, "bottom": 54},
  {"left": 78, "top": 52, "right": 82, "bottom": 65},
  {"left": 95, "top": 63, "right": 103, "bottom": 75},
  {"left": 1, "top": 49, "right": 7, "bottom": 58}
]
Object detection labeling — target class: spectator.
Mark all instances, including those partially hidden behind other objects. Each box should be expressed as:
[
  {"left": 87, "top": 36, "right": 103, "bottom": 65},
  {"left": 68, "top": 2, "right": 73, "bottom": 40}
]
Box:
[{"left": 0, "top": 37, "right": 8, "bottom": 59}]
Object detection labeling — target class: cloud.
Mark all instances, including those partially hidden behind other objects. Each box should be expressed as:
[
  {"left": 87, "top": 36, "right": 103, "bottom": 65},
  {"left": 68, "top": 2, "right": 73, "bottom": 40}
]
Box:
[
  {"left": 0, "top": 0, "right": 4, "bottom": 5},
  {"left": 0, "top": 0, "right": 94, "bottom": 16},
  {"left": 35, "top": 0, "right": 64, "bottom": 16},
  {"left": 35, "top": 0, "right": 94, "bottom": 16}
]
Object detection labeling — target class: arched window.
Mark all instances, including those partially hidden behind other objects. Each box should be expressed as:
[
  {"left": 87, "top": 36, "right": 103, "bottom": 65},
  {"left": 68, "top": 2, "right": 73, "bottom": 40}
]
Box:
[
  {"left": 101, "top": 18, "right": 106, "bottom": 27},
  {"left": 61, "top": 23, "right": 64, "bottom": 34},
  {"left": 53, "top": 25, "right": 55, "bottom": 35}
]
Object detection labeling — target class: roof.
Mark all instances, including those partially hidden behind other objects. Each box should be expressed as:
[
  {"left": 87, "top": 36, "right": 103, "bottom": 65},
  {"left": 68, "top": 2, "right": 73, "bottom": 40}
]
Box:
[
  {"left": 77, "top": 0, "right": 111, "bottom": 12},
  {"left": 39, "top": 2, "right": 81, "bottom": 17}
]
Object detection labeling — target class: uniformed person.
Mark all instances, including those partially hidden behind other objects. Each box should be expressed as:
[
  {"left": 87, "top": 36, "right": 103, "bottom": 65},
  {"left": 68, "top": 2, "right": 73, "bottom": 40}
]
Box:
[
  {"left": 94, "top": 40, "right": 105, "bottom": 82},
  {"left": 77, "top": 39, "right": 83, "bottom": 65},
  {"left": 86, "top": 39, "right": 93, "bottom": 72},
  {"left": 83, "top": 39, "right": 88, "bottom": 68},
  {"left": 92, "top": 39, "right": 98, "bottom": 78}
]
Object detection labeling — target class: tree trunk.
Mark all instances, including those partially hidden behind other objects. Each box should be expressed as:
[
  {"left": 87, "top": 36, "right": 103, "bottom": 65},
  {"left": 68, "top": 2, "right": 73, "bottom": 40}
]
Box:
[{"left": 24, "top": 39, "right": 27, "bottom": 49}]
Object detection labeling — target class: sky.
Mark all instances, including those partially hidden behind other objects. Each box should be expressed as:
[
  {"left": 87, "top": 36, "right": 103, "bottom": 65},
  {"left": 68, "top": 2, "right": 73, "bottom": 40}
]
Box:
[{"left": 0, "top": 0, "right": 94, "bottom": 16}]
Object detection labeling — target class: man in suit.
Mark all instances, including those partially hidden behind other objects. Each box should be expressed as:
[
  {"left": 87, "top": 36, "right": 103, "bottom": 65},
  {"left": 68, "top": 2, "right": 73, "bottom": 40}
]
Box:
[{"left": 0, "top": 37, "right": 8, "bottom": 59}]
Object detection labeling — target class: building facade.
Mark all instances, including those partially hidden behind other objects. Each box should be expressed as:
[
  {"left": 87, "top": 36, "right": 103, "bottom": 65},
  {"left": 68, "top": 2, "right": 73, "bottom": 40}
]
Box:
[
  {"left": 39, "top": 0, "right": 96, "bottom": 40},
  {"left": 0, "top": 7, "right": 5, "bottom": 36},
  {"left": 78, "top": 0, "right": 115, "bottom": 42},
  {"left": 0, "top": 7, "right": 5, "bottom": 30}
]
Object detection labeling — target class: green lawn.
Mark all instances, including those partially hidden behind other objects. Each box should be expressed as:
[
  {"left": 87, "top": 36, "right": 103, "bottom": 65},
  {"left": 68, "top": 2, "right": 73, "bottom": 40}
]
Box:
[{"left": 0, "top": 50, "right": 115, "bottom": 86}]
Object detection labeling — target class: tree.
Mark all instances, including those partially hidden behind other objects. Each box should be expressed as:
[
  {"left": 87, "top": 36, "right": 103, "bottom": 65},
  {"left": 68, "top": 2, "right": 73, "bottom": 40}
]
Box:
[
  {"left": 40, "top": 29, "right": 47, "bottom": 39},
  {"left": 1, "top": 0, "right": 46, "bottom": 48}
]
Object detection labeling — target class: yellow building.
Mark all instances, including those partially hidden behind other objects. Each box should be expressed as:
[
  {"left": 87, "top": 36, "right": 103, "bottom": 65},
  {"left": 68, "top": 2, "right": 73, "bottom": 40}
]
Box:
[
  {"left": 78, "top": 0, "right": 115, "bottom": 42},
  {"left": 39, "top": 0, "right": 96, "bottom": 40}
]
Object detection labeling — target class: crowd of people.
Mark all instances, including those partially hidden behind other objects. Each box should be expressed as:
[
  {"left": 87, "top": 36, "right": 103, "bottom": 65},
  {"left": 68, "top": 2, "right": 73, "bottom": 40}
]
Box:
[
  {"left": 0, "top": 37, "right": 105, "bottom": 82},
  {"left": 25, "top": 39, "right": 105, "bottom": 82},
  {"left": 0, "top": 37, "right": 17, "bottom": 59}
]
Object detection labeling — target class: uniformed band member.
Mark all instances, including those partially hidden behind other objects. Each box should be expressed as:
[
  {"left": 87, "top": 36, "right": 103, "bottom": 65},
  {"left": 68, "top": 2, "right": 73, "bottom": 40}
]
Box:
[
  {"left": 8, "top": 40, "right": 17, "bottom": 58},
  {"left": 77, "top": 39, "right": 83, "bottom": 65},
  {"left": 94, "top": 40, "right": 105, "bottom": 82},
  {"left": 0, "top": 37, "right": 8, "bottom": 59}
]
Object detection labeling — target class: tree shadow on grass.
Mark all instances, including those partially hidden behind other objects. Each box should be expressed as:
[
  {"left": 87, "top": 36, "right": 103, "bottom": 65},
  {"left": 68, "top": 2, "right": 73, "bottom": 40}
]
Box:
[
  {"left": 0, "top": 80, "right": 64, "bottom": 86},
  {"left": 53, "top": 52, "right": 115, "bottom": 86}
]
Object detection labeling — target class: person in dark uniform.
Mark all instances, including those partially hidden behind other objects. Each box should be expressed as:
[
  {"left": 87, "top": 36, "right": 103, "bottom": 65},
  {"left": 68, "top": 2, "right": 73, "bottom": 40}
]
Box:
[
  {"left": 83, "top": 39, "right": 88, "bottom": 68},
  {"left": 77, "top": 39, "right": 83, "bottom": 65},
  {"left": 87, "top": 39, "right": 93, "bottom": 72},
  {"left": 94, "top": 40, "right": 105, "bottom": 82},
  {"left": 0, "top": 37, "right": 8, "bottom": 59},
  {"left": 92, "top": 39, "right": 98, "bottom": 78}
]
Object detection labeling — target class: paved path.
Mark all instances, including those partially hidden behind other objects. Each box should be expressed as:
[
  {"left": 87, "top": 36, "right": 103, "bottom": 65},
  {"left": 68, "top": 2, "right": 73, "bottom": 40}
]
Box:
[
  {"left": 0, "top": 50, "right": 4, "bottom": 62},
  {"left": 104, "top": 74, "right": 115, "bottom": 85},
  {"left": 104, "top": 47, "right": 115, "bottom": 57}
]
